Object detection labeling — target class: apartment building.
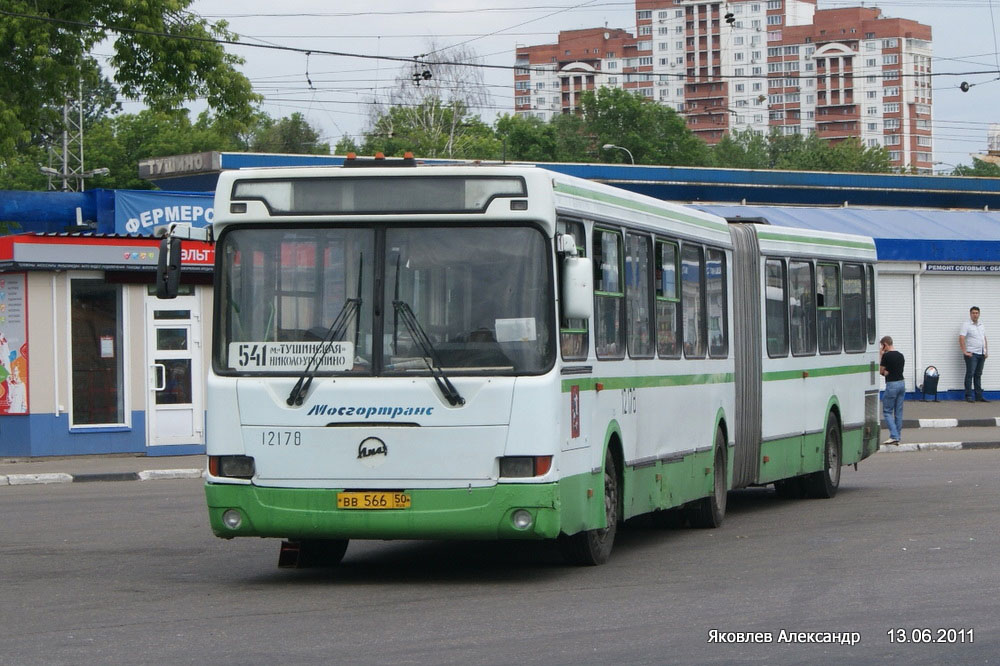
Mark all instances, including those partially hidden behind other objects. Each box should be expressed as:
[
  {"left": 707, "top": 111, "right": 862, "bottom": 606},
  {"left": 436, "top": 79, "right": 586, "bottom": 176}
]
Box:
[
  {"left": 515, "top": 1, "right": 933, "bottom": 171},
  {"left": 514, "top": 28, "right": 637, "bottom": 121}
]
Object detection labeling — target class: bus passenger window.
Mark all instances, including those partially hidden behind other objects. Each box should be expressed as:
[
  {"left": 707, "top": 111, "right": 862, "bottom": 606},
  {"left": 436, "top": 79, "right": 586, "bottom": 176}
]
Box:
[
  {"left": 681, "top": 244, "right": 706, "bottom": 358},
  {"left": 558, "top": 219, "right": 589, "bottom": 361},
  {"left": 842, "top": 263, "right": 865, "bottom": 352},
  {"left": 789, "top": 260, "right": 816, "bottom": 356},
  {"left": 655, "top": 240, "right": 681, "bottom": 358},
  {"left": 593, "top": 228, "right": 625, "bottom": 359},
  {"left": 626, "top": 233, "right": 654, "bottom": 358},
  {"left": 765, "top": 258, "right": 788, "bottom": 357},
  {"left": 707, "top": 249, "right": 728, "bottom": 358},
  {"left": 866, "top": 264, "right": 876, "bottom": 345},
  {"left": 817, "top": 263, "right": 842, "bottom": 353}
]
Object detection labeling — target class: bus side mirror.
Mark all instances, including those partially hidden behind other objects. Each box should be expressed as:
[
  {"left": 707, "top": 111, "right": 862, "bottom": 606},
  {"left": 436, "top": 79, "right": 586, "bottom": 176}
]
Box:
[
  {"left": 561, "top": 256, "right": 593, "bottom": 320},
  {"left": 156, "top": 237, "right": 182, "bottom": 299}
]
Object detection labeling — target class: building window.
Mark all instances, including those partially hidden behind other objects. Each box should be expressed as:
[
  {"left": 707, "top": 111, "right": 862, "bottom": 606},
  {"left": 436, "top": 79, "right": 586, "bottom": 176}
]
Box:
[
  {"left": 882, "top": 54, "right": 899, "bottom": 65},
  {"left": 767, "top": 15, "right": 782, "bottom": 25},
  {"left": 71, "top": 280, "right": 126, "bottom": 426},
  {"left": 884, "top": 102, "right": 900, "bottom": 113}
]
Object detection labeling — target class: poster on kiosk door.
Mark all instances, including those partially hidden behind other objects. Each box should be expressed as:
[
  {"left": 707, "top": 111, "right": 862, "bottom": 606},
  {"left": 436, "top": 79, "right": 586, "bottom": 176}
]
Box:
[{"left": 0, "top": 273, "right": 28, "bottom": 414}]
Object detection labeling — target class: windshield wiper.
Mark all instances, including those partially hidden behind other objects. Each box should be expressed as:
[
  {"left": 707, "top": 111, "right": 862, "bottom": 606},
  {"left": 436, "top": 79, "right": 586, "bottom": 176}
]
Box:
[
  {"left": 286, "top": 297, "right": 361, "bottom": 406},
  {"left": 392, "top": 300, "right": 465, "bottom": 406},
  {"left": 287, "top": 255, "right": 364, "bottom": 406}
]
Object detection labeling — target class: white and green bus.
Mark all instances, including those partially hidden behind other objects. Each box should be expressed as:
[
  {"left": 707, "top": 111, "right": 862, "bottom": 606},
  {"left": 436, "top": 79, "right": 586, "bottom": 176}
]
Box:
[{"left": 158, "top": 160, "right": 881, "bottom": 567}]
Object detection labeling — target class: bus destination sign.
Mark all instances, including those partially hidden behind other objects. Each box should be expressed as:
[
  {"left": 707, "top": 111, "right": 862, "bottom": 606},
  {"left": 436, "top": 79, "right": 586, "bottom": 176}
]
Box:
[{"left": 228, "top": 342, "right": 354, "bottom": 372}]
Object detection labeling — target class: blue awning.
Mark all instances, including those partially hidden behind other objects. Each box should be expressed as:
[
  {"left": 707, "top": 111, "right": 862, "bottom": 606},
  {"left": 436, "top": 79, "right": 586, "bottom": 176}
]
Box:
[{"left": 694, "top": 204, "right": 1000, "bottom": 262}]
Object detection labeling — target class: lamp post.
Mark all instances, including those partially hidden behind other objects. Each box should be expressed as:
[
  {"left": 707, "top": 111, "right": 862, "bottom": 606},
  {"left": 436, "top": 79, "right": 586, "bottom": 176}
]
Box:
[{"left": 602, "top": 143, "right": 634, "bottom": 164}]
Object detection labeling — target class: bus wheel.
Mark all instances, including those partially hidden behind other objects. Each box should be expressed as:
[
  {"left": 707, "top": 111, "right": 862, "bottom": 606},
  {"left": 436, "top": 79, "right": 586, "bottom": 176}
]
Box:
[
  {"left": 687, "top": 429, "right": 728, "bottom": 529},
  {"left": 805, "top": 417, "right": 842, "bottom": 499},
  {"left": 278, "top": 538, "right": 349, "bottom": 568},
  {"left": 558, "top": 449, "right": 619, "bottom": 566}
]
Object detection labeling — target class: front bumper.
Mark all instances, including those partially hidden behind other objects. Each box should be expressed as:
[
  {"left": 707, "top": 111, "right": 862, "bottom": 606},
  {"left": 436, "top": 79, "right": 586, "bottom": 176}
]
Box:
[{"left": 205, "top": 481, "right": 563, "bottom": 541}]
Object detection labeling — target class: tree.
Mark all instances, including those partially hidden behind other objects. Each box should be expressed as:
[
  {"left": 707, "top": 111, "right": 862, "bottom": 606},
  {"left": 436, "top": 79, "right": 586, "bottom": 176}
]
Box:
[
  {"left": 710, "top": 128, "right": 770, "bottom": 169},
  {"left": 362, "top": 98, "right": 500, "bottom": 159},
  {"left": 362, "top": 45, "right": 495, "bottom": 159},
  {"left": 249, "top": 113, "right": 330, "bottom": 155},
  {"left": 0, "top": 0, "right": 259, "bottom": 161},
  {"left": 952, "top": 159, "right": 1000, "bottom": 177},
  {"left": 579, "top": 88, "right": 709, "bottom": 166}
]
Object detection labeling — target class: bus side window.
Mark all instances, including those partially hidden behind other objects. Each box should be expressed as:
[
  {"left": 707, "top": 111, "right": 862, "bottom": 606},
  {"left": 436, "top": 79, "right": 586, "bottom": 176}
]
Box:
[
  {"left": 707, "top": 248, "right": 728, "bottom": 358},
  {"left": 765, "top": 258, "right": 788, "bottom": 357},
  {"left": 681, "top": 243, "right": 706, "bottom": 359},
  {"left": 558, "top": 219, "right": 589, "bottom": 361},
  {"left": 789, "top": 260, "right": 816, "bottom": 356},
  {"left": 842, "top": 263, "right": 866, "bottom": 352},
  {"left": 655, "top": 239, "right": 681, "bottom": 358},
  {"left": 626, "top": 233, "right": 654, "bottom": 358},
  {"left": 593, "top": 228, "right": 625, "bottom": 359},
  {"left": 817, "top": 262, "right": 842, "bottom": 354},
  {"left": 866, "top": 264, "right": 876, "bottom": 345}
]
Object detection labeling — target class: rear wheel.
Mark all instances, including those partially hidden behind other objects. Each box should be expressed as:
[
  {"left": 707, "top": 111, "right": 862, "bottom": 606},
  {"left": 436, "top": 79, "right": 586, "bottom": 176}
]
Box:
[
  {"left": 687, "top": 429, "right": 728, "bottom": 529},
  {"left": 804, "top": 416, "right": 842, "bottom": 499},
  {"left": 559, "top": 449, "right": 619, "bottom": 566}
]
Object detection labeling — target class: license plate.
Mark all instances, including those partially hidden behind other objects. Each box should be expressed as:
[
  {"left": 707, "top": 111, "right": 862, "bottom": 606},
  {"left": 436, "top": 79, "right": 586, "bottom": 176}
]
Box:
[{"left": 337, "top": 491, "right": 411, "bottom": 510}]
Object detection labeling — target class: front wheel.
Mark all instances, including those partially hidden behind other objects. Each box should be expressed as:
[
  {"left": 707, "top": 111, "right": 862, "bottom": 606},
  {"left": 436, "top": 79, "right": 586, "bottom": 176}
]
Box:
[
  {"left": 804, "top": 416, "right": 842, "bottom": 499},
  {"left": 687, "top": 429, "right": 728, "bottom": 529},
  {"left": 559, "top": 449, "right": 620, "bottom": 566},
  {"left": 278, "top": 538, "right": 349, "bottom": 568}
]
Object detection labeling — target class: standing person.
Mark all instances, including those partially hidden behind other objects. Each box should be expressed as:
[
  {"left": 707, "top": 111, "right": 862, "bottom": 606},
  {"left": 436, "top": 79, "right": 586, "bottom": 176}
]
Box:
[
  {"left": 880, "top": 336, "right": 905, "bottom": 445},
  {"left": 959, "top": 306, "right": 989, "bottom": 403}
]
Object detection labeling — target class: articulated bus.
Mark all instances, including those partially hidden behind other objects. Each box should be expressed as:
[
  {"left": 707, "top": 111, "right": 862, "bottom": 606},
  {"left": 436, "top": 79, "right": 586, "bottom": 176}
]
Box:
[{"left": 158, "top": 160, "right": 880, "bottom": 567}]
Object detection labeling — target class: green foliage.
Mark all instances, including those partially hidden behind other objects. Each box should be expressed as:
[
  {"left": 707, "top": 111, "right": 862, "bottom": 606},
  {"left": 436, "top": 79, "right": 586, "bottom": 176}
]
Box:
[
  {"left": 710, "top": 129, "right": 891, "bottom": 173},
  {"left": 0, "top": 0, "right": 260, "bottom": 162},
  {"left": 580, "top": 88, "right": 709, "bottom": 166},
  {"left": 951, "top": 159, "right": 1000, "bottom": 177},
  {"left": 361, "top": 99, "right": 500, "bottom": 159},
  {"left": 249, "top": 113, "right": 330, "bottom": 155}
]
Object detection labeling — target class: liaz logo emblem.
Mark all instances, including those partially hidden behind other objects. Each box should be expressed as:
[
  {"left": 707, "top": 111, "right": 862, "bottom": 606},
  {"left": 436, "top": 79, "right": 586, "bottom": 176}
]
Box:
[{"left": 358, "top": 437, "right": 388, "bottom": 468}]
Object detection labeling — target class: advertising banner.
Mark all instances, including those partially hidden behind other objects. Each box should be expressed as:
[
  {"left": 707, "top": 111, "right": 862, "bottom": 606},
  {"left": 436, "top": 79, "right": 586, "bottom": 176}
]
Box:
[
  {"left": 0, "top": 273, "right": 28, "bottom": 414},
  {"left": 114, "top": 191, "right": 214, "bottom": 236}
]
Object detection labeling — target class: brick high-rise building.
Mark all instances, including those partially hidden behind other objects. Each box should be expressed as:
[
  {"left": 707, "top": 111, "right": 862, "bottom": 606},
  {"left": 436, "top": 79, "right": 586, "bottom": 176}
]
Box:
[
  {"left": 514, "top": 1, "right": 933, "bottom": 172},
  {"left": 514, "top": 28, "right": 637, "bottom": 121}
]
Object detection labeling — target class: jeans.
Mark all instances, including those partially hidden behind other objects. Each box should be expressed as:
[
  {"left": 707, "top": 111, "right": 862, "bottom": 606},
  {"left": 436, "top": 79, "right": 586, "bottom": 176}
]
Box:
[
  {"left": 882, "top": 380, "right": 905, "bottom": 441},
  {"left": 964, "top": 353, "right": 986, "bottom": 400}
]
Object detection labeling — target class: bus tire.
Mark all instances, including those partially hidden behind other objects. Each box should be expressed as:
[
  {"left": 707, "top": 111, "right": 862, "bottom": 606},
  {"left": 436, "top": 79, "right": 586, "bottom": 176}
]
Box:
[
  {"left": 558, "top": 449, "right": 619, "bottom": 566},
  {"left": 687, "top": 429, "right": 728, "bottom": 529},
  {"left": 805, "top": 416, "right": 842, "bottom": 499}
]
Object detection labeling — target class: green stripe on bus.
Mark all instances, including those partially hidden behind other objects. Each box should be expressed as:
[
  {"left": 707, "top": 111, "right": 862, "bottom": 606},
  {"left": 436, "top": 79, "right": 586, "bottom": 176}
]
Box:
[
  {"left": 562, "top": 372, "right": 735, "bottom": 392},
  {"left": 553, "top": 183, "right": 729, "bottom": 233},
  {"left": 762, "top": 363, "right": 871, "bottom": 382},
  {"left": 755, "top": 230, "right": 876, "bottom": 251}
]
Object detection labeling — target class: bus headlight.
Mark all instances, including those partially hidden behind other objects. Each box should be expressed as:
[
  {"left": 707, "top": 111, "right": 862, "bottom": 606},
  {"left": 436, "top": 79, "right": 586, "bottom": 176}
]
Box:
[
  {"left": 512, "top": 510, "right": 534, "bottom": 530},
  {"left": 222, "top": 509, "right": 243, "bottom": 529}
]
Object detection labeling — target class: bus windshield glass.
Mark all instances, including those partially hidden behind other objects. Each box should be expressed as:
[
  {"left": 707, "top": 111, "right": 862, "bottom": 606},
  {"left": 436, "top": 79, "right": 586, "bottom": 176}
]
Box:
[{"left": 217, "top": 225, "right": 554, "bottom": 376}]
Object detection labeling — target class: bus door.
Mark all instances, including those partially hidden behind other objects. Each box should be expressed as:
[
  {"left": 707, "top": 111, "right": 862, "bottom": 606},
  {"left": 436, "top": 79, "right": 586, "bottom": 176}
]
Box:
[{"left": 144, "top": 289, "right": 204, "bottom": 448}]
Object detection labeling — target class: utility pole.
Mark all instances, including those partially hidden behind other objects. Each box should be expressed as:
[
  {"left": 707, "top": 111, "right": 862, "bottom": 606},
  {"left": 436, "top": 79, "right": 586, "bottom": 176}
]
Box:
[{"left": 42, "top": 80, "right": 107, "bottom": 191}]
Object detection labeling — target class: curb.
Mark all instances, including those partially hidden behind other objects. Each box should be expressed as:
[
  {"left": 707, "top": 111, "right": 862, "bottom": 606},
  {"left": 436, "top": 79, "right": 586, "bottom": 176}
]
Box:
[
  {"left": 0, "top": 468, "right": 204, "bottom": 487},
  {"left": 877, "top": 441, "right": 1000, "bottom": 453},
  {"left": 902, "top": 417, "right": 1000, "bottom": 429}
]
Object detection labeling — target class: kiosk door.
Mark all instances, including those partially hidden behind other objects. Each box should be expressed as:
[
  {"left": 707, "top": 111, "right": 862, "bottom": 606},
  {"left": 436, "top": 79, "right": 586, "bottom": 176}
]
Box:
[{"left": 145, "top": 291, "right": 204, "bottom": 448}]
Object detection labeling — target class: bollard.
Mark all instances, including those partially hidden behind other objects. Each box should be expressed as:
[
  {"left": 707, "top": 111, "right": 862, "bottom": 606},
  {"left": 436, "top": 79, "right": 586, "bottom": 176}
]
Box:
[{"left": 921, "top": 365, "right": 939, "bottom": 402}]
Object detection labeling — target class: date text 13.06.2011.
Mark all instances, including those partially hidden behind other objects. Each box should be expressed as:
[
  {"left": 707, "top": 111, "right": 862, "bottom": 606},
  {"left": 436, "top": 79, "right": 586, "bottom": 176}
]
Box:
[{"left": 888, "top": 628, "right": 974, "bottom": 644}]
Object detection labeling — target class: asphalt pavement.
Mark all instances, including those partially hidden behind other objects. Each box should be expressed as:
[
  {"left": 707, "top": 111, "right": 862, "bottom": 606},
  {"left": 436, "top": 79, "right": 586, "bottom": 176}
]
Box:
[{"left": 1, "top": 398, "right": 998, "bottom": 486}]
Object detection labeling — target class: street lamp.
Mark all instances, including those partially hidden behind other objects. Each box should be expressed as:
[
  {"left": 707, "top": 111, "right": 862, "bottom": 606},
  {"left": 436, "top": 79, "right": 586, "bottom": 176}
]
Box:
[{"left": 602, "top": 143, "right": 634, "bottom": 164}]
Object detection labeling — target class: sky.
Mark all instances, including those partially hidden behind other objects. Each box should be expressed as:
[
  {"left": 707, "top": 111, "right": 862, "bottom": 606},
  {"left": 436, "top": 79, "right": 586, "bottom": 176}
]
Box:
[{"left": 125, "top": 0, "right": 1000, "bottom": 168}]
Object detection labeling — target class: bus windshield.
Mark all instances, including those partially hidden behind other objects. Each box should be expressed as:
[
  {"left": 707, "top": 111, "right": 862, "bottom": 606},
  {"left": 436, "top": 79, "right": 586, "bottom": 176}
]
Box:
[{"left": 217, "top": 225, "right": 554, "bottom": 376}]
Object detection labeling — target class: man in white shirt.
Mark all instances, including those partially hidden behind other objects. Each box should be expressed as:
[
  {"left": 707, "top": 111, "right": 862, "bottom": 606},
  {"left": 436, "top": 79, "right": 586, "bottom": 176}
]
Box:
[{"left": 959, "top": 306, "right": 988, "bottom": 402}]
